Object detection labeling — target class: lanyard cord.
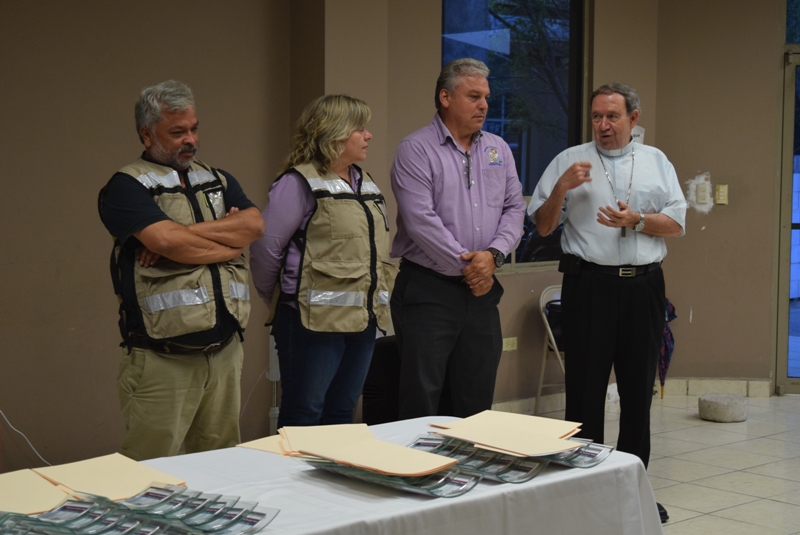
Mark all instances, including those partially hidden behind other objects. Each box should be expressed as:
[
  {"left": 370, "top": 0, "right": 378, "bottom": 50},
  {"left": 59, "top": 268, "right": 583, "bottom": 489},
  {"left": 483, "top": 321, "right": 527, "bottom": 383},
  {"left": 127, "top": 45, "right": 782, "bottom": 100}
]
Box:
[{"left": 596, "top": 146, "right": 635, "bottom": 206}]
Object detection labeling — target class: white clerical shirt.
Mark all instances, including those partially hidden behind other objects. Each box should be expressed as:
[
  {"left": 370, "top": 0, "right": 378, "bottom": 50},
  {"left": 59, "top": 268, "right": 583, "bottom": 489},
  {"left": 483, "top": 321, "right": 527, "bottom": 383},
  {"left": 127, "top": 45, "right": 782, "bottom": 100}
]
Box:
[{"left": 528, "top": 141, "right": 687, "bottom": 266}]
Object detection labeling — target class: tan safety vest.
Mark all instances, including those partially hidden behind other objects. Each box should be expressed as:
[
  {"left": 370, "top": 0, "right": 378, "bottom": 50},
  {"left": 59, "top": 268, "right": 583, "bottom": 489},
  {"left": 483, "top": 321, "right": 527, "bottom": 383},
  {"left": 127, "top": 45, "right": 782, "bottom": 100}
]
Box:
[
  {"left": 292, "top": 162, "right": 396, "bottom": 333},
  {"left": 114, "top": 158, "right": 251, "bottom": 340}
]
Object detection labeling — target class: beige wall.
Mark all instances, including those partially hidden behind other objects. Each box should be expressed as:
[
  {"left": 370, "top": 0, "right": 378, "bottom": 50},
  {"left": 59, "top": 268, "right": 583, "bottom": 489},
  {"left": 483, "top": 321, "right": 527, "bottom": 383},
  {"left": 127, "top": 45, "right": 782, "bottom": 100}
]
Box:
[
  {"left": 594, "top": 0, "right": 660, "bottom": 144},
  {"left": 654, "top": 0, "right": 785, "bottom": 380},
  {"left": 0, "top": 0, "right": 789, "bottom": 471},
  {"left": 0, "top": 0, "right": 289, "bottom": 472}
]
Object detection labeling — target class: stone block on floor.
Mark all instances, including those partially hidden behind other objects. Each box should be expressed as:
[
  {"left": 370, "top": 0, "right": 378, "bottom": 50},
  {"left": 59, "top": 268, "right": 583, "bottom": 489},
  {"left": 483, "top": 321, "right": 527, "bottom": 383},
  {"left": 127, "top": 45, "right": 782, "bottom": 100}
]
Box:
[{"left": 698, "top": 393, "right": 748, "bottom": 422}]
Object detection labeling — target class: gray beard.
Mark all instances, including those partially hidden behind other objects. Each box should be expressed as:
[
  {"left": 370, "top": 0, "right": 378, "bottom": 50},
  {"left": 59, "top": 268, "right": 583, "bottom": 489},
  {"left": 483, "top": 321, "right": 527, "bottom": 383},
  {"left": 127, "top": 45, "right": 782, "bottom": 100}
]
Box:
[{"left": 149, "top": 142, "right": 198, "bottom": 170}]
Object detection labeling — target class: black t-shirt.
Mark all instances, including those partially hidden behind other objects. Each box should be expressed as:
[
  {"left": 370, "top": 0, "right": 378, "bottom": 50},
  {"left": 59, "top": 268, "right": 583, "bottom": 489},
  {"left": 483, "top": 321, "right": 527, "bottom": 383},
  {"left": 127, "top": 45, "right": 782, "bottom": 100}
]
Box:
[{"left": 98, "top": 162, "right": 257, "bottom": 346}]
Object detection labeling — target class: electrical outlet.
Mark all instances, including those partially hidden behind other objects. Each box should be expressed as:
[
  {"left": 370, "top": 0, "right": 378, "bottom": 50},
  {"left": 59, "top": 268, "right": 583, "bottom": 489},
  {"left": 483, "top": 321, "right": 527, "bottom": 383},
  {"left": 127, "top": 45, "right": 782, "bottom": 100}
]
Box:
[
  {"left": 502, "top": 337, "right": 517, "bottom": 351},
  {"left": 714, "top": 184, "right": 728, "bottom": 205},
  {"left": 696, "top": 182, "right": 710, "bottom": 204}
]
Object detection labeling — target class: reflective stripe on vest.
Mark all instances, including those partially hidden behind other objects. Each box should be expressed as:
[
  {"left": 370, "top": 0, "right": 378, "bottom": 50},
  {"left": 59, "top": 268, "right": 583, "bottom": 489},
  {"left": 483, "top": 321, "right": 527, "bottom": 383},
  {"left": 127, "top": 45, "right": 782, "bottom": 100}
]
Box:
[
  {"left": 132, "top": 168, "right": 217, "bottom": 190},
  {"left": 187, "top": 169, "right": 217, "bottom": 187},
  {"left": 143, "top": 287, "right": 210, "bottom": 313},
  {"left": 230, "top": 282, "right": 250, "bottom": 300},
  {"left": 135, "top": 170, "right": 181, "bottom": 189},
  {"left": 308, "top": 290, "right": 365, "bottom": 307},
  {"left": 360, "top": 182, "right": 381, "bottom": 194},
  {"left": 305, "top": 176, "right": 381, "bottom": 195},
  {"left": 306, "top": 177, "right": 352, "bottom": 194}
]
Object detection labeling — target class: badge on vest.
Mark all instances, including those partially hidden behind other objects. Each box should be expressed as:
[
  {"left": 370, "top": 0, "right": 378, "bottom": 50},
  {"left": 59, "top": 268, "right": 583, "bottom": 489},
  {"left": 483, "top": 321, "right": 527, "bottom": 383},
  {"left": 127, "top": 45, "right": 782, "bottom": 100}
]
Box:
[
  {"left": 205, "top": 189, "right": 226, "bottom": 219},
  {"left": 485, "top": 146, "right": 503, "bottom": 166}
]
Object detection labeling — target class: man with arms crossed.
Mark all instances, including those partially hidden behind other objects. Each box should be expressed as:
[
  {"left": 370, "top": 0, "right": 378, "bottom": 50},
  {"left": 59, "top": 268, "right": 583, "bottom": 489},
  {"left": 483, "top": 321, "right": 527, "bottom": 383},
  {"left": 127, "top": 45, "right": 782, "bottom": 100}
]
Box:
[
  {"left": 391, "top": 58, "right": 526, "bottom": 419},
  {"left": 98, "top": 80, "right": 264, "bottom": 460},
  {"left": 529, "top": 83, "right": 686, "bottom": 523}
]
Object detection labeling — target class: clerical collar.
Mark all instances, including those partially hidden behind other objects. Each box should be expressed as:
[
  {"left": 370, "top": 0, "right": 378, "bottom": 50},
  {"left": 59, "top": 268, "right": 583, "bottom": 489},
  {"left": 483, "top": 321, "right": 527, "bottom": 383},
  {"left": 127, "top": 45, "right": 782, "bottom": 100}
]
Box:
[{"left": 596, "top": 139, "right": 634, "bottom": 158}]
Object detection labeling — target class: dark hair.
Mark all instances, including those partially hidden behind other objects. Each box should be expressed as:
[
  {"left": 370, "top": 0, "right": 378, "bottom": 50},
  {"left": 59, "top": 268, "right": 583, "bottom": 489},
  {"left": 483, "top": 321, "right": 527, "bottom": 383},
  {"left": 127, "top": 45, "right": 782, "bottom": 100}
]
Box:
[{"left": 591, "top": 83, "right": 640, "bottom": 115}]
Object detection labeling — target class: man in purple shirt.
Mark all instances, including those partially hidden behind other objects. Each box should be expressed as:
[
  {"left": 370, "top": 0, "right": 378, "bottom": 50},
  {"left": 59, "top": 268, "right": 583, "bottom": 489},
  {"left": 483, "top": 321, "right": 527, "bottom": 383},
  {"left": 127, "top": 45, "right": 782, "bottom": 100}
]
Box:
[{"left": 390, "top": 58, "right": 526, "bottom": 418}]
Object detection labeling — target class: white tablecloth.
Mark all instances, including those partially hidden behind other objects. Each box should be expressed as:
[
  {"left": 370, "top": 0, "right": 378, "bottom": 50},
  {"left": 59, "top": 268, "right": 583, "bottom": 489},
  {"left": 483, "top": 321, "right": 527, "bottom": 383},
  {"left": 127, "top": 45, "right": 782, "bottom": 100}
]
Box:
[{"left": 143, "top": 417, "right": 663, "bottom": 535}]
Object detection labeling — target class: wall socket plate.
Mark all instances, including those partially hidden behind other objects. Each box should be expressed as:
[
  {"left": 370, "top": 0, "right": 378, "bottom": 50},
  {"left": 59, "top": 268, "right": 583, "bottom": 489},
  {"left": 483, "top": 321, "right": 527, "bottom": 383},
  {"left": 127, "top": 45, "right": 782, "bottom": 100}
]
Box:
[
  {"left": 714, "top": 184, "right": 729, "bottom": 204},
  {"left": 696, "top": 182, "right": 710, "bottom": 204},
  {"left": 502, "top": 337, "right": 517, "bottom": 351}
]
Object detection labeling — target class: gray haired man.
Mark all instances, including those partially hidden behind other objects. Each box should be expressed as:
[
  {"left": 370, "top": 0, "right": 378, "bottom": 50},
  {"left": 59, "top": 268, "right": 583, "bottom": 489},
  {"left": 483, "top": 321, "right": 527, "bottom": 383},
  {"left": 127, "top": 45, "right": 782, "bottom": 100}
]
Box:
[
  {"left": 528, "top": 83, "right": 686, "bottom": 524},
  {"left": 391, "top": 58, "right": 526, "bottom": 419},
  {"left": 98, "top": 80, "right": 264, "bottom": 460}
]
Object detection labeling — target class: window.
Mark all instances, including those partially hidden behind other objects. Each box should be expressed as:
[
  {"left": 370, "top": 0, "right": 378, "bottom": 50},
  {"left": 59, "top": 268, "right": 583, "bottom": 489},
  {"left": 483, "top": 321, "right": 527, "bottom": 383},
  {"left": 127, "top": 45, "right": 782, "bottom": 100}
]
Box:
[{"left": 442, "top": 0, "right": 586, "bottom": 265}]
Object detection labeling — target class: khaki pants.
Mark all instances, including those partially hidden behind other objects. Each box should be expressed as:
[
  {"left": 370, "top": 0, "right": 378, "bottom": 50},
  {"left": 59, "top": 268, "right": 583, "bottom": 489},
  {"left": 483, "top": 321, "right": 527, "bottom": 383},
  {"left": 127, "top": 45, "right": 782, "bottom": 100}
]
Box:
[{"left": 117, "top": 337, "right": 243, "bottom": 461}]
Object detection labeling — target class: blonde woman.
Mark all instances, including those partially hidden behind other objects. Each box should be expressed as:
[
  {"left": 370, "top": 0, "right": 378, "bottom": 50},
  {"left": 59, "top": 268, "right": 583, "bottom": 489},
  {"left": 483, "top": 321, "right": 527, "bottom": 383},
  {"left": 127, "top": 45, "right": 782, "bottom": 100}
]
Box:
[{"left": 250, "top": 95, "right": 396, "bottom": 428}]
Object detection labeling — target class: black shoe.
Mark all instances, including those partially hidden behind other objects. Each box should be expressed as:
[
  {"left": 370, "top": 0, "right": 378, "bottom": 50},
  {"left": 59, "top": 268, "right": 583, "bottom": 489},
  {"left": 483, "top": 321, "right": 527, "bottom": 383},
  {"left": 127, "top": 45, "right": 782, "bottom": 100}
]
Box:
[{"left": 657, "top": 502, "right": 669, "bottom": 524}]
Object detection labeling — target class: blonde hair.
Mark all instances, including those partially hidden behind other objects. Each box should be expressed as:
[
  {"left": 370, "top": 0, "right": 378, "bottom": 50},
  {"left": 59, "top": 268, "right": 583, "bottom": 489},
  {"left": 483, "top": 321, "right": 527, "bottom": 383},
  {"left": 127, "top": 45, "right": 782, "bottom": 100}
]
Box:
[{"left": 284, "top": 95, "right": 371, "bottom": 174}]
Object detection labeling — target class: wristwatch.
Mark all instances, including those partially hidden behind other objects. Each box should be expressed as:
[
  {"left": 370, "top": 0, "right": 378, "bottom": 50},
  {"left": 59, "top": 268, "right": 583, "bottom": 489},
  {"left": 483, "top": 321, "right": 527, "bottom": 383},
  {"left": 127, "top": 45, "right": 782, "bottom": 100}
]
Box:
[
  {"left": 488, "top": 248, "right": 505, "bottom": 268},
  {"left": 634, "top": 213, "right": 646, "bottom": 232}
]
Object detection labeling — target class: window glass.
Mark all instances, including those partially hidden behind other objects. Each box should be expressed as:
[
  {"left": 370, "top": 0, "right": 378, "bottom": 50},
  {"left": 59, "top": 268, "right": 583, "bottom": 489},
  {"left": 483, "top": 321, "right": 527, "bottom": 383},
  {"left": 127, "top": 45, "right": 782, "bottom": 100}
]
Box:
[
  {"left": 443, "top": 0, "right": 581, "bottom": 264},
  {"left": 788, "top": 0, "right": 800, "bottom": 44}
]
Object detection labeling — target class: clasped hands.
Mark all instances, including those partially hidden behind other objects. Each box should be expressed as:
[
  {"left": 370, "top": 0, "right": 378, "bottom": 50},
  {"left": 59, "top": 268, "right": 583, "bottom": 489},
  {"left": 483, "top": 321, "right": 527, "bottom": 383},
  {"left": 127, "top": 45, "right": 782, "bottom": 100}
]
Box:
[
  {"left": 597, "top": 200, "right": 638, "bottom": 230},
  {"left": 460, "top": 250, "right": 495, "bottom": 297}
]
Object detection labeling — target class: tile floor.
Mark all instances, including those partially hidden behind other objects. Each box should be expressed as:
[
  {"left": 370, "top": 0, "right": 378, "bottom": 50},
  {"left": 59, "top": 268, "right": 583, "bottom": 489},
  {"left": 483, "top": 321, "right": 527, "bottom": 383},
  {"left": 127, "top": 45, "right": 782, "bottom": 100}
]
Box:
[{"left": 544, "top": 395, "right": 800, "bottom": 534}]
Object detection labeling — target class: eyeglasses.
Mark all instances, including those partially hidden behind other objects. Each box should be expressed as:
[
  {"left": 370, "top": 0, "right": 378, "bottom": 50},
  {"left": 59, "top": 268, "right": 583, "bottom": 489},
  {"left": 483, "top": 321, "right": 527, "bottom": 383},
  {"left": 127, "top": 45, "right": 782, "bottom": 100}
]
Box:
[{"left": 591, "top": 113, "right": 626, "bottom": 124}]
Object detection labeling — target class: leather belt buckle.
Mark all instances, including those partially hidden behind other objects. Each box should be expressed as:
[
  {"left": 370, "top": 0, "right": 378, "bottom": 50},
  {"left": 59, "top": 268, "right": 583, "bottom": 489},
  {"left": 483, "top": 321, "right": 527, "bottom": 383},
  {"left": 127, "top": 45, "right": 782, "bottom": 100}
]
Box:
[
  {"left": 618, "top": 267, "right": 636, "bottom": 278},
  {"left": 203, "top": 337, "right": 232, "bottom": 354}
]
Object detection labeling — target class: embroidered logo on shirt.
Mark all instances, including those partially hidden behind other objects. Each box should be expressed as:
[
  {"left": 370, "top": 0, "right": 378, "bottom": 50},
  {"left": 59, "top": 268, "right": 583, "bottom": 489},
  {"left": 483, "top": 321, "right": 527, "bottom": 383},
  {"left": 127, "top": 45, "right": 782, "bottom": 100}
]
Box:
[{"left": 485, "top": 146, "right": 503, "bottom": 166}]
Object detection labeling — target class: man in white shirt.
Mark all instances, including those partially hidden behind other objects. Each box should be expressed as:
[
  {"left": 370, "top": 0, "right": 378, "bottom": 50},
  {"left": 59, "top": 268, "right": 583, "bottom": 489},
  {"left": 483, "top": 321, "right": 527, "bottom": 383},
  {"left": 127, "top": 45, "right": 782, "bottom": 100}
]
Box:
[{"left": 528, "top": 83, "right": 686, "bottom": 524}]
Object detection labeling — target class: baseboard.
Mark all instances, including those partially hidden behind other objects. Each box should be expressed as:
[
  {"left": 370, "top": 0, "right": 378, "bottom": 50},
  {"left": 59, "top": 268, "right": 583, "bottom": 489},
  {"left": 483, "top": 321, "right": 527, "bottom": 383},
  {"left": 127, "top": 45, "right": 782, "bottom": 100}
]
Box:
[
  {"left": 659, "top": 377, "right": 772, "bottom": 398},
  {"left": 493, "top": 378, "right": 773, "bottom": 416}
]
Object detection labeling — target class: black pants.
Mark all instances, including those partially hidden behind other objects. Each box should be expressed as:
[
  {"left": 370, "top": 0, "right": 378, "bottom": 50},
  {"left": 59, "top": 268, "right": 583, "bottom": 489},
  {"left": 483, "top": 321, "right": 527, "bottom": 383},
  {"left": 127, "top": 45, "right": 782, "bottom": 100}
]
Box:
[
  {"left": 391, "top": 263, "right": 504, "bottom": 419},
  {"left": 562, "top": 266, "right": 665, "bottom": 468}
]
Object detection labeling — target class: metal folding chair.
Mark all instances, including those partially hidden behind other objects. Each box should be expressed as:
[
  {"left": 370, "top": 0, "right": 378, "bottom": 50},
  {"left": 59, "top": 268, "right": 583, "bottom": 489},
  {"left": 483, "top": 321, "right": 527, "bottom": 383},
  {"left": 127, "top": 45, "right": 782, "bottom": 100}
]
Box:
[{"left": 535, "top": 285, "right": 565, "bottom": 415}]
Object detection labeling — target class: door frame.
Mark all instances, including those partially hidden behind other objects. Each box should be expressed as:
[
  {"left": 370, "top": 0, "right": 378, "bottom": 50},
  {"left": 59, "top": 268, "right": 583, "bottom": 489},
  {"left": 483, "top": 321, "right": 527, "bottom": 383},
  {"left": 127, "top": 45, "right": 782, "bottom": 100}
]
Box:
[{"left": 777, "top": 45, "right": 800, "bottom": 395}]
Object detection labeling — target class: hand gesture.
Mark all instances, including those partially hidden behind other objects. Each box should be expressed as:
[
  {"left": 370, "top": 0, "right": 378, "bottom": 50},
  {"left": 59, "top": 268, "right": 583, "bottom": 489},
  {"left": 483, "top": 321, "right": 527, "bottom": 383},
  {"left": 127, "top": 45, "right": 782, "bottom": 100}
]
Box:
[
  {"left": 597, "top": 200, "right": 636, "bottom": 229},
  {"left": 558, "top": 161, "right": 592, "bottom": 191}
]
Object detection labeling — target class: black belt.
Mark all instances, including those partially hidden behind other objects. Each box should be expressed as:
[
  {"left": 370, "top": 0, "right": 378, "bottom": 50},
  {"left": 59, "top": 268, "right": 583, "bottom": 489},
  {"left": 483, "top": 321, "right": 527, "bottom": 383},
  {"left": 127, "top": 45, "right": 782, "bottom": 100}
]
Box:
[
  {"left": 128, "top": 333, "right": 236, "bottom": 355},
  {"left": 581, "top": 260, "right": 661, "bottom": 278},
  {"left": 400, "top": 258, "right": 465, "bottom": 284}
]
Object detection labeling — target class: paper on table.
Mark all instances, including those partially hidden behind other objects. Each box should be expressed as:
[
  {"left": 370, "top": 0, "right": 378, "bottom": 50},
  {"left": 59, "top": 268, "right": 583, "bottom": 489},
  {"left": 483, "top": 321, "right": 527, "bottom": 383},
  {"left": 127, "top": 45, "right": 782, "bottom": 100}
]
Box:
[
  {"left": 435, "top": 425, "right": 581, "bottom": 457},
  {"left": 0, "top": 469, "right": 70, "bottom": 514},
  {"left": 430, "top": 410, "right": 581, "bottom": 439},
  {"left": 237, "top": 435, "right": 284, "bottom": 455},
  {"left": 280, "top": 424, "right": 374, "bottom": 456},
  {"left": 32, "top": 453, "right": 183, "bottom": 500},
  {"left": 300, "top": 439, "right": 457, "bottom": 477}
]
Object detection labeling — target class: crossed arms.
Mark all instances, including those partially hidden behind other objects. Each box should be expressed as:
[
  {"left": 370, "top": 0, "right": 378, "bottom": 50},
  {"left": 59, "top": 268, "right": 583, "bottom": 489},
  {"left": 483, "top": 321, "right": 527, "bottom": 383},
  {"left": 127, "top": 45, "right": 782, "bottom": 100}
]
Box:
[{"left": 135, "top": 206, "right": 265, "bottom": 266}]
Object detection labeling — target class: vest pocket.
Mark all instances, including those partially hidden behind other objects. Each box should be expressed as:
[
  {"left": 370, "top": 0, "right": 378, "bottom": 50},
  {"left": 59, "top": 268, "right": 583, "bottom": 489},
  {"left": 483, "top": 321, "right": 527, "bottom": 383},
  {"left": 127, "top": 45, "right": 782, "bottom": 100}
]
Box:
[
  {"left": 134, "top": 261, "right": 217, "bottom": 339},
  {"left": 374, "top": 260, "right": 398, "bottom": 331},
  {"left": 301, "top": 260, "right": 370, "bottom": 332},
  {"left": 321, "top": 200, "right": 367, "bottom": 240},
  {"left": 219, "top": 254, "right": 251, "bottom": 329}
]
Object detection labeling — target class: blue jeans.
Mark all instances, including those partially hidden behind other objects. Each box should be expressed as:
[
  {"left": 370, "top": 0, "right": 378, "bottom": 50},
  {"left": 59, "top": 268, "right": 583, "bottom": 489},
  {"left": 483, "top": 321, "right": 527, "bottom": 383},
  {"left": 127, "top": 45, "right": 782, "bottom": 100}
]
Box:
[{"left": 272, "top": 304, "right": 376, "bottom": 428}]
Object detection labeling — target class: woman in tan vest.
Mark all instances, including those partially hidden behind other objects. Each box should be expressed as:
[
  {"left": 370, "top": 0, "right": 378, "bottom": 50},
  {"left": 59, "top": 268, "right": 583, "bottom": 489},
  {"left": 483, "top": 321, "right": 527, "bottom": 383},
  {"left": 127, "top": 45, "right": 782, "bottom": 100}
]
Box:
[{"left": 250, "top": 95, "right": 396, "bottom": 428}]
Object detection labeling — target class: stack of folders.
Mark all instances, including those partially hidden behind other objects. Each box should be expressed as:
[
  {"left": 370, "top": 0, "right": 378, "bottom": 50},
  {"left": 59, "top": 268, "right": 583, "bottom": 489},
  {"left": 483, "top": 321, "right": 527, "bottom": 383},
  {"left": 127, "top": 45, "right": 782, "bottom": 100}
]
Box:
[
  {"left": 237, "top": 425, "right": 481, "bottom": 498},
  {"left": 0, "top": 454, "right": 279, "bottom": 535},
  {"left": 425, "top": 410, "right": 614, "bottom": 469}
]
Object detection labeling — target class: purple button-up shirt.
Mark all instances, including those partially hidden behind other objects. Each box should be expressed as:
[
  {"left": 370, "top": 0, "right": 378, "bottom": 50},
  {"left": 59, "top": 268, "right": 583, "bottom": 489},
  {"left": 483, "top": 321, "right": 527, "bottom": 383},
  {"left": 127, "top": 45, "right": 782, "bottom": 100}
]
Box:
[{"left": 390, "top": 113, "right": 526, "bottom": 276}]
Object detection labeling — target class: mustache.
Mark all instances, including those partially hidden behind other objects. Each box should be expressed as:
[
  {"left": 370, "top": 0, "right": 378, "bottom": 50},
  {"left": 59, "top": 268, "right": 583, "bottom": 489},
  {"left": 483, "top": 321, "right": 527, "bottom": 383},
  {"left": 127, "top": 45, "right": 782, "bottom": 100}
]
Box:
[{"left": 179, "top": 144, "right": 198, "bottom": 154}]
